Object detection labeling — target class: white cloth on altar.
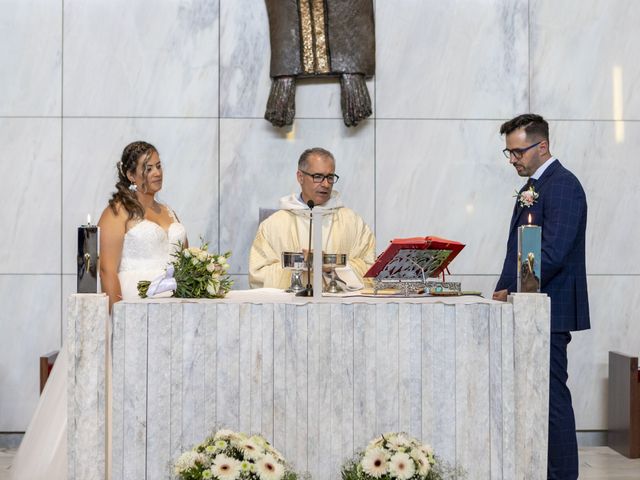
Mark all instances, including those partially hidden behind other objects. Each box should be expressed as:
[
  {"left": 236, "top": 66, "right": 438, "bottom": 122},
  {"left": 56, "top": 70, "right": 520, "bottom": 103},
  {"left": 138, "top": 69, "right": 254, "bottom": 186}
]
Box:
[
  {"left": 248, "top": 191, "right": 376, "bottom": 289},
  {"left": 10, "top": 210, "right": 186, "bottom": 480}
]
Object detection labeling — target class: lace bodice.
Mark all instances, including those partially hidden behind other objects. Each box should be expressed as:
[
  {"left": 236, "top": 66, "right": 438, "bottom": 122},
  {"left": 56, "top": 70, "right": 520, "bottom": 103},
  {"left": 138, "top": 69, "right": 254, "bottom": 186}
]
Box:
[{"left": 119, "top": 220, "right": 186, "bottom": 273}]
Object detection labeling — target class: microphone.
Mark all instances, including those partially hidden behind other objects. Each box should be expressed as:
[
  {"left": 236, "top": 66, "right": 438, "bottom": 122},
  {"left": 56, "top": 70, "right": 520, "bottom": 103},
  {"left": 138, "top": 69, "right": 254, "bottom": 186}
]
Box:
[{"left": 297, "top": 199, "right": 315, "bottom": 296}]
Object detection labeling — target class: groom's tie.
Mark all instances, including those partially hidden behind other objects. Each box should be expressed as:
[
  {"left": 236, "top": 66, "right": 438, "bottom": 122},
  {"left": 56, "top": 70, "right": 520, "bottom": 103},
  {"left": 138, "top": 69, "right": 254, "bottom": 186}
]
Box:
[{"left": 520, "top": 177, "right": 536, "bottom": 193}]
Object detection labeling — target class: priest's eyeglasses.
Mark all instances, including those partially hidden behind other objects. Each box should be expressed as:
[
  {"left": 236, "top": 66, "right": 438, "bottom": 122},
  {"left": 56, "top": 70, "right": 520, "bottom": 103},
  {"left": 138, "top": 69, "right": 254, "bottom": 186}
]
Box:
[
  {"left": 502, "top": 141, "right": 541, "bottom": 160},
  {"left": 299, "top": 170, "right": 340, "bottom": 184}
]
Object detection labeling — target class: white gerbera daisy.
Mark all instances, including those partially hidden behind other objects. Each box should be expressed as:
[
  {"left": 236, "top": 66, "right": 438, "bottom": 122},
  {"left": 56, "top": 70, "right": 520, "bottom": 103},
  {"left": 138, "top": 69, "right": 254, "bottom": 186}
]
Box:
[
  {"left": 387, "top": 432, "right": 412, "bottom": 451},
  {"left": 211, "top": 454, "right": 241, "bottom": 480},
  {"left": 389, "top": 452, "right": 416, "bottom": 480},
  {"left": 239, "top": 439, "right": 264, "bottom": 460},
  {"left": 255, "top": 454, "right": 284, "bottom": 480},
  {"left": 360, "top": 447, "right": 388, "bottom": 478},
  {"left": 410, "top": 449, "right": 431, "bottom": 476}
]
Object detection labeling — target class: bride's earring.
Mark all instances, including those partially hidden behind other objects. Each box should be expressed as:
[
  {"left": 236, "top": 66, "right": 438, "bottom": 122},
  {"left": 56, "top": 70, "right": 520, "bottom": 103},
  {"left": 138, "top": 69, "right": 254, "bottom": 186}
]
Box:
[{"left": 129, "top": 183, "right": 138, "bottom": 192}]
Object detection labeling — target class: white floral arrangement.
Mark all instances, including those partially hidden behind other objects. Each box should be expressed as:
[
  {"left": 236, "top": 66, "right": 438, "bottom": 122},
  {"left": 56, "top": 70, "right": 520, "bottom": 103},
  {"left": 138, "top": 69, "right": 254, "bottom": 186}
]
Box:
[
  {"left": 173, "top": 429, "right": 302, "bottom": 480},
  {"left": 514, "top": 185, "right": 539, "bottom": 208},
  {"left": 138, "top": 240, "right": 233, "bottom": 299},
  {"left": 341, "top": 432, "right": 462, "bottom": 480}
]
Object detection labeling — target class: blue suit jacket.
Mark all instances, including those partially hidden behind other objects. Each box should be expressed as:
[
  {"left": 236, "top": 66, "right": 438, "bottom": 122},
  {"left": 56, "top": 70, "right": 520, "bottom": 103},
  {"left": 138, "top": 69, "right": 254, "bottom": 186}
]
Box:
[{"left": 496, "top": 160, "right": 590, "bottom": 332}]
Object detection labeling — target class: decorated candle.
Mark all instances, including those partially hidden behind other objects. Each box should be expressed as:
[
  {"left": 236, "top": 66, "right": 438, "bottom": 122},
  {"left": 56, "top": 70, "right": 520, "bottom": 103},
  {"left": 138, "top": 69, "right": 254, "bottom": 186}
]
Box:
[
  {"left": 517, "top": 213, "right": 541, "bottom": 293},
  {"left": 77, "top": 214, "right": 100, "bottom": 293}
]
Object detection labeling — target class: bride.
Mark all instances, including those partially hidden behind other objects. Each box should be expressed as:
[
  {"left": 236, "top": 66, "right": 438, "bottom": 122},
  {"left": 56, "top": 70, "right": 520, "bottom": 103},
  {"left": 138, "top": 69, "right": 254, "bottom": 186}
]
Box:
[
  {"left": 10, "top": 141, "right": 187, "bottom": 479},
  {"left": 99, "top": 140, "right": 188, "bottom": 307}
]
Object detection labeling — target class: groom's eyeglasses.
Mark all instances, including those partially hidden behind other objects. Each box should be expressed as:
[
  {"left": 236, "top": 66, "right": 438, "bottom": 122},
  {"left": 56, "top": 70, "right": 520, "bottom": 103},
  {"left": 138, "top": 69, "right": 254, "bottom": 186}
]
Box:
[
  {"left": 299, "top": 170, "right": 340, "bottom": 184},
  {"left": 502, "top": 141, "right": 541, "bottom": 160}
]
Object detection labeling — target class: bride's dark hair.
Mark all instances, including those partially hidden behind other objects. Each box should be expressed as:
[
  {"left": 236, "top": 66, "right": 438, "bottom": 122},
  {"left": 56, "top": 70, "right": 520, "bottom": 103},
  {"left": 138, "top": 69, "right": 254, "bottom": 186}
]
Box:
[{"left": 108, "top": 141, "right": 158, "bottom": 220}]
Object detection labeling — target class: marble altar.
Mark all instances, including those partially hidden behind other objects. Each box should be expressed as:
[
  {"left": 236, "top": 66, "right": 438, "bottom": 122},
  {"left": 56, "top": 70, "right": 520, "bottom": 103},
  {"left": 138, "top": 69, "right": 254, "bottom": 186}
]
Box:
[{"left": 68, "top": 291, "right": 550, "bottom": 480}]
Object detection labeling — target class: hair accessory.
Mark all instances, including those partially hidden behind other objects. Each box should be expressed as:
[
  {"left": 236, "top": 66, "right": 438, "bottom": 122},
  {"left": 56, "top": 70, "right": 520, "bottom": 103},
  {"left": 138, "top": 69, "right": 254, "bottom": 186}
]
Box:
[
  {"left": 118, "top": 161, "right": 124, "bottom": 176},
  {"left": 129, "top": 183, "right": 138, "bottom": 192}
]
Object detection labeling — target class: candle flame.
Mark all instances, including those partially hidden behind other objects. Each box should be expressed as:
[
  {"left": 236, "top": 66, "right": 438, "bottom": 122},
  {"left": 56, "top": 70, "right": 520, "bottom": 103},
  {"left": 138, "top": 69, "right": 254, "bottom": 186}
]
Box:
[
  {"left": 528, "top": 213, "right": 532, "bottom": 225},
  {"left": 87, "top": 214, "right": 92, "bottom": 226}
]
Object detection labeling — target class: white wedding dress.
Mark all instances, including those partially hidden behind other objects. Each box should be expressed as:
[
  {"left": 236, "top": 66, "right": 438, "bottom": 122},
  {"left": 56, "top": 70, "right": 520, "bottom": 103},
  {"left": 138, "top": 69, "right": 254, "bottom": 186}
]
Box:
[{"left": 10, "top": 210, "right": 186, "bottom": 480}]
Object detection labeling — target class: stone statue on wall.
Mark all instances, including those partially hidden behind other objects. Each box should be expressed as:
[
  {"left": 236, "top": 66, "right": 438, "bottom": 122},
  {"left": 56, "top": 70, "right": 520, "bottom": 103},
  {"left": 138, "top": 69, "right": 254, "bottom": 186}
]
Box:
[{"left": 264, "top": 0, "right": 375, "bottom": 127}]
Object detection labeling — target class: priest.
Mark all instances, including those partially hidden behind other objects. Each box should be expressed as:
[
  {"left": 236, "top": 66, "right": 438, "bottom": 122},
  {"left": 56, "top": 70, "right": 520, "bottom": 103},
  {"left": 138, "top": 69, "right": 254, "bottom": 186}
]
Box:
[{"left": 249, "top": 147, "right": 375, "bottom": 289}]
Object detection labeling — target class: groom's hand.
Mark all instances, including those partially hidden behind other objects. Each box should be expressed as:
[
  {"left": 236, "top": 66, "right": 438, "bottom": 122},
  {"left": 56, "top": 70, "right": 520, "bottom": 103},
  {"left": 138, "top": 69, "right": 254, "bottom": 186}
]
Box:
[{"left": 492, "top": 289, "right": 508, "bottom": 302}]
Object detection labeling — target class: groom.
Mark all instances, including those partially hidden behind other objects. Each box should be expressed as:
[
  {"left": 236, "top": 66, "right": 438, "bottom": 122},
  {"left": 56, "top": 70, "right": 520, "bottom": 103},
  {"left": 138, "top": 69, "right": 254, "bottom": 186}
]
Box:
[{"left": 493, "top": 114, "right": 590, "bottom": 480}]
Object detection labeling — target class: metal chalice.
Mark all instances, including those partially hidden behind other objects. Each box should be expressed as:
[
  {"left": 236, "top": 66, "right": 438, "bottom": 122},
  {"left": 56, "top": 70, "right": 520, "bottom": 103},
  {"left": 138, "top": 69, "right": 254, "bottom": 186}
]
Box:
[
  {"left": 281, "top": 251, "right": 307, "bottom": 294},
  {"left": 322, "top": 253, "right": 347, "bottom": 293}
]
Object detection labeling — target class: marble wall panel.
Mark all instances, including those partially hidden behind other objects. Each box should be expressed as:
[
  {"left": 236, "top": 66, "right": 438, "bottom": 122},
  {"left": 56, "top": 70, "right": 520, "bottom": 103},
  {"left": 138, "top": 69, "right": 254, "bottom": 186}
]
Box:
[
  {"left": 375, "top": 119, "right": 513, "bottom": 275},
  {"left": 61, "top": 118, "right": 219, "bottom": 274},
  {"left": 0, "top": 0, "right": 61, "bottom": 116},
  {"left": 63, "top": 0, "right": 219, "bottom": 117},
  {"left": 568, "top": 275, "right": 640, "bottom": 430},
  {"left": 376, "top": 0, "right": 528, "bottom": 119},
  {"left": 219, "top": 119, "right": 374, "bottom": 274},
  {"left": 219, "top": 0, "right": 374, "bottom": 119},
  {"left": 0, "top": 275, "right": 61, "bottom": 431},
  {"left": 549, "top": 120, "right": 640, "bottom": 274},
  {"left": 0, "top": 119, "right": 61, "bottom": 274},
  {"left": 531, "top": 0, "right": 640, "bottom": 119}
]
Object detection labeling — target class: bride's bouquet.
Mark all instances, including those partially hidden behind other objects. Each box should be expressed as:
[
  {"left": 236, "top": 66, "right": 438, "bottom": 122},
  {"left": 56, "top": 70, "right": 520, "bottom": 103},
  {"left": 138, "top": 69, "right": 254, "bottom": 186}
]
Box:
[{"left": 137, "top": 240, "right": 233, "bottom": 299}]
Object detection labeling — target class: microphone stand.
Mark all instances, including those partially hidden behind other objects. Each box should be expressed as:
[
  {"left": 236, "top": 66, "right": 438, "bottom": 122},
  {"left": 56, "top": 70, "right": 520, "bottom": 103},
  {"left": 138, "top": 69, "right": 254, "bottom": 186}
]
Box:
[{"left": 297, "top": 199, "right": 315, "bottom": 297}]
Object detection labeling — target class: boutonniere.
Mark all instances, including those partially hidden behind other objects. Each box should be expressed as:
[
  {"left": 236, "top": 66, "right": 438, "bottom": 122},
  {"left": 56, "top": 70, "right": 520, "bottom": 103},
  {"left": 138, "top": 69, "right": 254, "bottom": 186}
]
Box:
[{"left": 514, "top": 185, "right": 539, "bottom": 208}]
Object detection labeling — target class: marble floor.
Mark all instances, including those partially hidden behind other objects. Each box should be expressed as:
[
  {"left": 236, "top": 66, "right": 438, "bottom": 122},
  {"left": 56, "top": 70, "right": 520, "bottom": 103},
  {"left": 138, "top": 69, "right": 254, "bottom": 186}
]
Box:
[{"left": 1, "top": 446, "right": 639, "bottom": 479}]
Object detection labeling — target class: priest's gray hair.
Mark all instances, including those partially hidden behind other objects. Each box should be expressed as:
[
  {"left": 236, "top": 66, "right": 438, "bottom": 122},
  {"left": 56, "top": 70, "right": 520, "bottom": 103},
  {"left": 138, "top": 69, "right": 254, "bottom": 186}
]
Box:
[{"left": 298, "top": 147, "right": 335, "bottom": 170}]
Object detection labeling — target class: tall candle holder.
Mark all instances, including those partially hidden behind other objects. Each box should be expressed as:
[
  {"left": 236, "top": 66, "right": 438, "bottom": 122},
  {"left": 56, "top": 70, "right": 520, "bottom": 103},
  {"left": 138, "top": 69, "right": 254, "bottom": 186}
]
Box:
[
  {"left": 77, "top": 214, "right": 100, "bottom": 293},
  {"left": 517, "top": 214, "right": 541, "bottom": 293}
]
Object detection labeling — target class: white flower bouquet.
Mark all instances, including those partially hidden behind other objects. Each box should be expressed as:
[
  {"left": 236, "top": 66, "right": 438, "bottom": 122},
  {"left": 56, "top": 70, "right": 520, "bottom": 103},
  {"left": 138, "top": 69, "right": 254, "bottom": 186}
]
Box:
[
  {"left": 341, "top": 432, "right": 462, "bottom": 480},
  {"left": 173, "top": 429, "right": 302, "bottom": 480},
  {"left": 138, "top": 240, "right": 233, "bottom": 299}
]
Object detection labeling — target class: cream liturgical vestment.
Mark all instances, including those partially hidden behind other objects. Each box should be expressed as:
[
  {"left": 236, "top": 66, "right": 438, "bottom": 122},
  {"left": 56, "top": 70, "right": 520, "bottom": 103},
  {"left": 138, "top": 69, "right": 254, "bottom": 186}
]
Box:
[{"left": 249, "top": 191, "right": 375, "bottom": 289}]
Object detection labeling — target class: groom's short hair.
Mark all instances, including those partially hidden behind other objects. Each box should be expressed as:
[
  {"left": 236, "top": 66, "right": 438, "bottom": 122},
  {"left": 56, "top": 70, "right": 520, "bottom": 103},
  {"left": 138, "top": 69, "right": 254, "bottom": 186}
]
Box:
[
  {"left": 500, "top": 114, "right": 549, "bottom": 142},
  {"left": 298, "top": 147, "right": 335, "bottom": 170}
]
